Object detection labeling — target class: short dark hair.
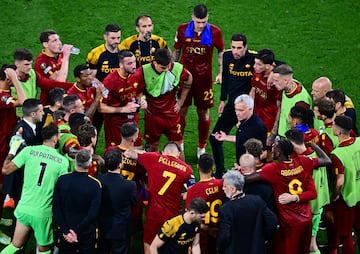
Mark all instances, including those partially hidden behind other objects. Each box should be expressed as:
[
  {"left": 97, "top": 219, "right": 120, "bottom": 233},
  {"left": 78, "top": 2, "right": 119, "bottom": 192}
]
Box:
[
  {"left": 272, "top": 64, "right": 293, "bottom": 75},
  {"left": 334, "top": 115, "right": 352, "bottom": 133},
  {"left": 40, "top": 29, "right": 57, "bottom": 43},
  {"left": 118, "top": 50, "right": 134, "bottom": 63},
  {"left": 62, "top": 94, "right": 80, "bottom": 113},
  {"left": 313, "top": 98, "right": 335, "bottom": 118},
  {"left": 326, "top": 89, "right": 345, "bottom": 106},
  {"left": 276, "top": 140, "right": 293, "bottom": 158},
  {"left": 22, "top": 99, "right": 41, "bottom": 117},
  {"left": 75, "top": 149, "right": 92, "bottom": 170},
  {"left": 77, "top": 123, "right": 96, "bottom": 147},
  {"left": 135, "top": 14, "right": 152, "bottom": 26},
  {"left": 255, "top": 48, "right": 275, "bottom": 65},
  {"left": 231, "top": 33, "right": 247, "bottom": 46},
  {"left": 193, "top": 4, "right": 208, "bottom": 19},
  {"left": 14, "top": 48, "right": 33, "bottom": 61},
  {"left": 244, "top": 138, "right": 263, "bottom": 158},
  {"left": 73, "top": 64, "right": 89, "bottom": 79},
  {"left": 198, "top": 153, "right": 214, "bottom": 174},
  {"left": 41, "top": 124, "right": 59, "bottom": 141},
  {"left": 188, "top": 197, "right": 209, "bottom": 214},
  {"left": 0, "top": 64, "right": 16, "bottom": 81},
  {"left": 289, "top": 105, "right": 314, "bottom": 128},
  {"left": 120, "top": 122, "right": 138, "bottom": 140},
  {"left": 154, "top": 48, "right": 171, "bottom": 66},
  {"left": 105, "top": 23, "right": 121, "bottom": 34},
  {"left": 48, "top": 87, "right": 66, "bottom": 107},
  {"left": 104, "top": 149, "right": 122, "bottom": 171},
  {"left": 68, "top": 113, "right": 89, "bottom": 134},
  {"left": 285, "top": 128, "right": 304, "bottom": 145}
]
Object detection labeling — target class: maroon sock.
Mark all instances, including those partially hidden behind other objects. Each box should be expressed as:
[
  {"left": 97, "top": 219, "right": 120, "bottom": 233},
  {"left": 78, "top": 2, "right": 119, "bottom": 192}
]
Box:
[{"left": 198, "top": 118, "right": 210, "bottom": 148}]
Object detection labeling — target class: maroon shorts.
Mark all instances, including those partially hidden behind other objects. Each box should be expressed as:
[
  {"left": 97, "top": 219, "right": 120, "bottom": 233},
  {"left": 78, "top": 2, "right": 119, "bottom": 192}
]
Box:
[
  {"left": 354, "top": 202, "right": 360, "bottom": 231},
  {"left": 333, "top": 197, "right": 355, "bottom": 237},
  {"left": 273, "top": 221, "right": 312, "bottom": 254},
  {"left": 143, "top": 207, "right": 176, "bottom": 244},
  {"left": 144, "top": 113, "right": 182, "bottom": 144},
  {"left": 104, "top": 119, "right": 142, "bottom": 148},
  {"left": 182, "top": 81, "right": 214, "bottom": 109},
  {"left": 199, "top": 230, "right": 218, "bottom": 254}
]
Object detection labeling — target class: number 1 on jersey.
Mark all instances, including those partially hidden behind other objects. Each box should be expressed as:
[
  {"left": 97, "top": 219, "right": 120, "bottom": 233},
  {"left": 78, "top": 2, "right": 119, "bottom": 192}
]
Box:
[{"left": 38, "top": 162, "right": 47, "bottom": 186}]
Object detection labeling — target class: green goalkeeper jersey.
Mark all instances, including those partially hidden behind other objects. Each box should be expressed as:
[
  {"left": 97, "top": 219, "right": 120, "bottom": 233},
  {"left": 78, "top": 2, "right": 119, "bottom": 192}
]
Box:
[{"left": 13, "top": 145, "right": 69, "bottom": 217}]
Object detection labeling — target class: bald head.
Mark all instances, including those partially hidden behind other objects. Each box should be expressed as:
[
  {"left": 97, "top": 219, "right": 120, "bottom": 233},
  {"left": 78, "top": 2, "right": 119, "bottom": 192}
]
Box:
[
  {"left": 239, "top": 153, "right": 256, "bottom": 175},
  {"left": 311, "top": 77, "right": 332, "bottom": 100}
]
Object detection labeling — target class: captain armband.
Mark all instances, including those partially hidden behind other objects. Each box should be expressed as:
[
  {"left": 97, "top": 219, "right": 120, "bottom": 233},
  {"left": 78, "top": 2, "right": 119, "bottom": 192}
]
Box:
[{"left": 184, "top": 175, "right": 196, "bottom": 189}]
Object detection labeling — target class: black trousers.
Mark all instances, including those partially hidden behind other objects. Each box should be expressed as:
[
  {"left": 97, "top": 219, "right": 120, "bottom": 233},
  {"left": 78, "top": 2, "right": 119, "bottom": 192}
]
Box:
[
  {"left": 98, "top": 237, "right": 130, "bottom": 254},
  {"left": 58, "top": 232, "right": 96, "bottom": 254},
  {"left": 209, "top": 104, "right": 238, "bottom": 177}
]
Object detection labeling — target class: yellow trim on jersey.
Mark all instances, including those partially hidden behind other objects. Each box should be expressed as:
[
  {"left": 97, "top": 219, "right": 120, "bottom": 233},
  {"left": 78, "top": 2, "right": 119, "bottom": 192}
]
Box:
[
  {"left": 86, "top": 44, "right": 122, "bottom": 66},
  {"left": 88, "top": 174, "right": 102, "bottom": 188},
  {"left": 161, "top": 214, "right": 184, "bottom": 238},
  {"left": 120, "top": 34, "right": 168, "bottom": 49}
]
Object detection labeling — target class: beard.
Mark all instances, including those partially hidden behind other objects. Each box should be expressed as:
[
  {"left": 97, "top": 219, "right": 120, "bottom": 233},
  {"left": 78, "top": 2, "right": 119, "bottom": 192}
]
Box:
[
  {"left": 55, "top": 140, "right": 60, "bottom": 149},
  {"left": 143, "top": 32, "right": 152, "bottom": 41},
  {"left": 125, "top": 67, "right": 136, "bottom": 75}
]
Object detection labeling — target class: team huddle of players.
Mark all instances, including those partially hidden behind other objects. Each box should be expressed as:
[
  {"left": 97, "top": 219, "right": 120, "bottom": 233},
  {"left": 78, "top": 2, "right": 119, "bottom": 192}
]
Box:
[{"left": 0, "top": 2, "right": 359, "bottom": 254}]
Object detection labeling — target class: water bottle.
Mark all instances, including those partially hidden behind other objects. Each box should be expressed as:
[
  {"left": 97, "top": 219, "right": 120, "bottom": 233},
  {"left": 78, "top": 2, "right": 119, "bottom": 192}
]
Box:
[
  {"left": 92, "top": 81, "right": 109, "bottom": 98},
  {"left": 127, "top": 98, "right": 136, "bottom": 119},
  {"left": 1, "top": 95, "right": 12, "bottom": 105},
  {"left": 274, "top": 135, "right": 281, "bottom": 145},
  {"left": 70, "top": 47, "right": 80, "bottom": 55},
  {"left": 91, "top": 81, "right": 98, "bottom": 88}
]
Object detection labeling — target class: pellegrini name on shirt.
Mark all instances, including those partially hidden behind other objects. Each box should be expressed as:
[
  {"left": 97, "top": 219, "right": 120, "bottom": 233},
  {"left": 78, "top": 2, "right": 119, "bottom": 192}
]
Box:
[{"left": 158, "top": 156, "right": 187, "bottom": 172}]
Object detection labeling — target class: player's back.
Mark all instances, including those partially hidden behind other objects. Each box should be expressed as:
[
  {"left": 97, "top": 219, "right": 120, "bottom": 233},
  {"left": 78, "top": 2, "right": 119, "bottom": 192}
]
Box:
[
  {"left": 260, "top": 155, "right": 316, "bottom": 225},
  {"left": 186, "top": 178, "right": 224, "bottom": 226},
  {"left": 138, "top": 152, "right": 192, "bottom": 217},
  {"left": 14, "top": 145, "right": 69, "bottom": 216}
]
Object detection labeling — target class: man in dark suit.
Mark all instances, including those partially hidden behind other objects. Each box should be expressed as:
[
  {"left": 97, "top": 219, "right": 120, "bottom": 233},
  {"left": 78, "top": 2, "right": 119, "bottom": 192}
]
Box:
[
  {"left": 98, "top": 149, "right": 137, "bottom": 254},
  {"left": 53, "top": 150, "right": 102, "bottom": 254},
  {"left": 217, "top": 170, "right": 277, "bottom": 254},
  {"left": 3, "top": 98, "right": 44, "bottom": 206}
]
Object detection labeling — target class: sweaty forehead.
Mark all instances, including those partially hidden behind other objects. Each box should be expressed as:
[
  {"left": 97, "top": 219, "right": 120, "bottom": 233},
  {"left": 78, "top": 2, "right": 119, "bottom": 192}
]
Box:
[
  {"left": 192, "top": 15, "right": 208, "bottom": 23},
  {"left": 312, "top": 82, "right": 323, "bottom": 90},
  {"left": 272, "top": 73, "right": 282, "bottom": 79},
  {"left": 138, "top": 17, "right": 152, "bottom": 26},
  {"left": 124, "top": 55, "right": 136, "bottom": 63},
  {"left": 107, "top": 31, "right": 120, "bottom": 37},
  {"left": 48, "top": 34, "right": 59, "bottom": 41},
  {"left": 80, "top": 69, "right": 91, "bottom": 75},
  {"left": 231, "top": 41, "right": 244, "bottom": 48}
]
